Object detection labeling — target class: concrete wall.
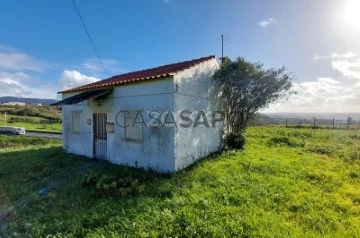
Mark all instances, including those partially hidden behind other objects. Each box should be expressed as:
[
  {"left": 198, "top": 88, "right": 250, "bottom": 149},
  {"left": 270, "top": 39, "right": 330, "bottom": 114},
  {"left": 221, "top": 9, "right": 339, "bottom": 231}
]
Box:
[
  {"left": 62, "top": 103, "right": 93, "bottom": 158},
  {"left": 62, "top": 77, "right": 176, "bottom": 172},
  {"left": 62, "top": 59, "right": 222, "bottom": 172},
  {"left": 173, "top": 58, "right": 222, "bottom": 170}
]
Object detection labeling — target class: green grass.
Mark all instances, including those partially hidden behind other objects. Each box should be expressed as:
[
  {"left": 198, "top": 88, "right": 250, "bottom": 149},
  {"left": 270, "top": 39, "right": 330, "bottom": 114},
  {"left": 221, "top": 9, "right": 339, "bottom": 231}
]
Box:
[
  {"left": 0, "top": 114, "right": 62, "bottom": 133},
  {"left": 1, "top": 127, "right": 360, "bottom": 237},
  {"left": 0, "top": 135, "right": 60, "bottom": 149}
]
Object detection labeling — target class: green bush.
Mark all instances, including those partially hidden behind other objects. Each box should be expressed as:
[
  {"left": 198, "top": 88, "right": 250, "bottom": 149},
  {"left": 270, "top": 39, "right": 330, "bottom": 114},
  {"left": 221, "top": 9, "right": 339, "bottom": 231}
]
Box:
[
  {"left": 267, "top": 136, "right": 304, "bottom": 147},
  {"left": 349, "top": 150, "right": 360, "bottom": 162},
  {"left": 308, "top": 146, "right": 333, "bottom": 156},
  {"left": 82, "top": 172, "right": 143, "bottom": 197},
  {"left": 82, "top": 171, "right": 98, "bottom": 187},
  {"left": 224, "top": 132, "right": 246, "bottom": 150},
  {"left": 8, "top": 117, "right": 37, "bottom": 123}
]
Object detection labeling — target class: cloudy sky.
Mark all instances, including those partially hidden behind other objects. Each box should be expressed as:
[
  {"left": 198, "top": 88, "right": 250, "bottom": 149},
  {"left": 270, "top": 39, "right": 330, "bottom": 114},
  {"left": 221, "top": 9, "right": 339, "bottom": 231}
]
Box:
[{"left": 0, "top": 0, "right": 359, "bottom": 113}]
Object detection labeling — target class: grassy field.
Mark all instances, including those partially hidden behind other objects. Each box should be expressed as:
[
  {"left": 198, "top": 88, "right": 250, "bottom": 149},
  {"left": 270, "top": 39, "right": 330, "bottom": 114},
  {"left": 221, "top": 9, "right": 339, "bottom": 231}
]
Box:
[
  {"left": 0, "top": 127, "right": 360, "bottom": 237},
  {"left": 0, "top": 105, "right": 62, "bottom": 133},
  {"left": 0, "top": 114, "right": 62, "bottom": 133}
]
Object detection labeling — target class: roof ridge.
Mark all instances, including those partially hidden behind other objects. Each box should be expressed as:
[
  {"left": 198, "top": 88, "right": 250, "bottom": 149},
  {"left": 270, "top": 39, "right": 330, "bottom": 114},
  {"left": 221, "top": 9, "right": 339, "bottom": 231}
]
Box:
[
  {"left": 60, "top": 55, "right": 215, "bottom": 93},
  {"left": 113, "top": 55, "right": 215, "bottom": 77}
]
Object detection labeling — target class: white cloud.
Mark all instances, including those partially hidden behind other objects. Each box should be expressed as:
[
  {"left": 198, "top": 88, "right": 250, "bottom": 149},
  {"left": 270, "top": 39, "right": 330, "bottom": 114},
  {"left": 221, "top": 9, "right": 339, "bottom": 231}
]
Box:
[
  {"left": 265, "top": 50, "right": 360, "bottom": 113},
  {"left": 0, "top": 69, "right": 99, "bottom": 99},
  {"left": 0, "top": 45, "right": 47, "bottom": 72},
  {"left": 316, "top": 77, "right": 340, "bottom": 84},
  {"left": 0, "top": 71, "right": 30, "bottom": 81},
  {"left": 313, "top": 51, "right": 358, "bottom": 60},
  {"left": 59, "top": 70, "right": 100, "bottom": 90},
  {"left": 0, "top": 45, "right": 107, "bottom": 99},
  {"left": 0, "top": 71, "right": 57, "bottom": 99},
  {"left": 0, "top": 45, "right": 57, "bottom": 98},
  {"left": 258, "top": 18, "right": 277, "bottom": 28},
  {"left": 81, "top": 58, "right": 125, "bottom": 74},
  {"left": 263, "top": 77, "right": 359, "bottom": 113},
  {"left": 263, "top": 51, "right": 360, "bottom": 112},
  {"left": 332, "top": 58, "right": 360, "bottom": 79}
]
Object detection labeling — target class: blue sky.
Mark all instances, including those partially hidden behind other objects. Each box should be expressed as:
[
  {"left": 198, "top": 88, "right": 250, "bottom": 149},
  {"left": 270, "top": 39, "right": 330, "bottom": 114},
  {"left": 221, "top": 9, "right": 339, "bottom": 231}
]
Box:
[{"left": 0, "top": 0, "right": 359, "bottom": 112}]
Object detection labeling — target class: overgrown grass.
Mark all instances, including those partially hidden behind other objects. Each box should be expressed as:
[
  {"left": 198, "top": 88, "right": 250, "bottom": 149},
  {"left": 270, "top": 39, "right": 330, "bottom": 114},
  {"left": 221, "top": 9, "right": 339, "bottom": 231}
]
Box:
[
  {"left": 1, "top": 127, "right": 360, "bottom": 237},
  {"left": 0, "top": 135, "right": 60, "bottom": 149}
]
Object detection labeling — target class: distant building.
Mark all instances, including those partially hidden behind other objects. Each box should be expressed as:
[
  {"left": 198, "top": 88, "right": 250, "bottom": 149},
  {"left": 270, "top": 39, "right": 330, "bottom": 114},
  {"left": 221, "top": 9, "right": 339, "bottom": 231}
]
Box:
[
  {"left": 2, "top": 102, "right": 26, "bottom": 106},
  {"left": 30, "top": 103, "right": 43, "bottom": 106},
  {"left": 54, "top": 55, "right": 223, "bottom": 173}
]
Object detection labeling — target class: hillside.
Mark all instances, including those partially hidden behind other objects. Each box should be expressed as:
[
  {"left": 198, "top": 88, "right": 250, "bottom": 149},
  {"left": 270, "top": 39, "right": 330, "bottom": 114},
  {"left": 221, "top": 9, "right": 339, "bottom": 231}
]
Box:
[
  {"left": 0, "top": 96, "right": 58, "bottom": 105},
  {"left": 1, "top": 127, "right": 359, "bottom": 237},
  {"left": 0, "top": 105, "right": 62, "bottom": 133}
]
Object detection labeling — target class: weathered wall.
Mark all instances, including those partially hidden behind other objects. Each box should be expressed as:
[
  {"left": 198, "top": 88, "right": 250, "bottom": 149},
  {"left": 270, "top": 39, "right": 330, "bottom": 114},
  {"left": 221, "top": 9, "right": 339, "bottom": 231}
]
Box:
[
  {"left": 106, "top": 78, "right": 175, "bottom": 172},
  {"left": 173, "top": 59, "right": 223, "bottom": 170},
  {"left": 62, "top": 59, "right": 222, "bottom": 172},
  {"left": 62, "top": 102, "right": 93, "bottom": 158},
  {"left": 62, "top": 77, "right": 176, "bottom": 172}
]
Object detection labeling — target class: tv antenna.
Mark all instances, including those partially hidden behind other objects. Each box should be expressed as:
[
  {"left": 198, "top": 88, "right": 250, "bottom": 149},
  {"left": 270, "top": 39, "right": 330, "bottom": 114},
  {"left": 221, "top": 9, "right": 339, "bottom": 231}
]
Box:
[{"left": 220, "top": 34, "right": 232, "bottom": 63}]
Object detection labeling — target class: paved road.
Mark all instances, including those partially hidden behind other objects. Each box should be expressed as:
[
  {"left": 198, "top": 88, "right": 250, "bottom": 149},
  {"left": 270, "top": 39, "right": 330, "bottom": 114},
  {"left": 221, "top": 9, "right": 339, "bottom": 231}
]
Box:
[{"left": 25, "top": 132, "right": 62, "bottom": 139}]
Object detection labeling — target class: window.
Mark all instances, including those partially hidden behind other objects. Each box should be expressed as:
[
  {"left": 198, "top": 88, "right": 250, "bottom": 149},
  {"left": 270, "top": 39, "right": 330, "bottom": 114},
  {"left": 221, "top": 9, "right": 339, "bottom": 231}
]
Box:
[
  {"left": 71, "top": 111, "right": 81, "bottom": 133},
  {"left": 124, "top": 110, "right": 143, "bottom": 142}
]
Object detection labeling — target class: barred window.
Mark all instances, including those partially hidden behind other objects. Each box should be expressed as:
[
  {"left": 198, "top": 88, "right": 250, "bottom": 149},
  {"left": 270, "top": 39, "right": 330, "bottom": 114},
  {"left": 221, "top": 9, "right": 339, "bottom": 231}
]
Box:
[
  {"left": 124, "top": 110, "right": 143, "bottom": 142},
  {"left": 71, "top": 111, "right": 81, "bottom": 133}
]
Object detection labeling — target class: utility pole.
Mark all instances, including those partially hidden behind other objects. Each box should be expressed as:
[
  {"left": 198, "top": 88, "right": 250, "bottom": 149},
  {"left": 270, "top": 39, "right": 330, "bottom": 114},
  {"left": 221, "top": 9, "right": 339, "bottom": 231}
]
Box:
[
  {"left": 221, "top": 34, "right": 224, "bottom": 63},
  {"left": 4, "top": 112, "right": 7, "bottom": 126}
]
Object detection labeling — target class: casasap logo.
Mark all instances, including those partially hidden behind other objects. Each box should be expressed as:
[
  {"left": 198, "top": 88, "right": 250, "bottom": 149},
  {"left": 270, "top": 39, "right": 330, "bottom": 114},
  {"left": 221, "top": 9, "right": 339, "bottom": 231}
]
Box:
[{"left": 115, "top": 110, "right": 225, "bottom": 128}]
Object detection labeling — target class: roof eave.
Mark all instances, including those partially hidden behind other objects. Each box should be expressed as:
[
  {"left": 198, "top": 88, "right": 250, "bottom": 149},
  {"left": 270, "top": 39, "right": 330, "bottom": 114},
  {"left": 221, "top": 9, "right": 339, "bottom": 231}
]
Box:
[
  {"left": 58, "top": 72, "right": 177, "bottom": 94},
  {"left": 58, "top": 55, "right": 215, "bottom": 94}
]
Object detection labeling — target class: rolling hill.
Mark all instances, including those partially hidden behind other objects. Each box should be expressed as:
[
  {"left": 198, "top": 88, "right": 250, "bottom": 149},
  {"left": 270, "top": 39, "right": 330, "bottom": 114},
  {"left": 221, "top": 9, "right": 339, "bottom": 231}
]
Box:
[{"left": 0, "top": 96, "right": 58, "bottom": 105}]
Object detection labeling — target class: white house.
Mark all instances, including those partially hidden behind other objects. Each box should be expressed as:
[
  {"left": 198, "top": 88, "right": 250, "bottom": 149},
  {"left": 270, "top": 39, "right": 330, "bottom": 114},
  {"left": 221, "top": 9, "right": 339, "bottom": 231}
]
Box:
[{"left": 54, "top": 55, "right": 223, "bottom": 172}]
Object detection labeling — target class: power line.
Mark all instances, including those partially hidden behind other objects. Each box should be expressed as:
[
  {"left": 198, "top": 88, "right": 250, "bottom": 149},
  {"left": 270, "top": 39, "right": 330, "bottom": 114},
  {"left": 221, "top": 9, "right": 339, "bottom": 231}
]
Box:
[{"left": 71, "top": 0, "right": 106, "bottom": 72}]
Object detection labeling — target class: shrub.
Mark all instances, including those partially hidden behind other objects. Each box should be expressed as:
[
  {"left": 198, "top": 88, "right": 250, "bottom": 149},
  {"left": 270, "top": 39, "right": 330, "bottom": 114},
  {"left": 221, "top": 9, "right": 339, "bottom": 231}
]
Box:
[
  {"left": 82, "top": 172, "right": 143, "bottom": 197},
  {"left": 9, "top": 117, "right": 37, "bottom": 123},
  {"left": 349, "top": 150, "right": 360, "bottom": 162},
  {"left": 349, "top": 134, "right": 360, "bottom": 140},
  {"left": 224, "top": 132, "right": 246, "bottom": 150},
  {"left": 82, "top": 171, "right": 98, "bottom": 187},
  {"left": 267, "top": 136, "right": 304, "bottom": 147},
  {"left": 308, "top": 146, "right": 333, "bottom": 156}
]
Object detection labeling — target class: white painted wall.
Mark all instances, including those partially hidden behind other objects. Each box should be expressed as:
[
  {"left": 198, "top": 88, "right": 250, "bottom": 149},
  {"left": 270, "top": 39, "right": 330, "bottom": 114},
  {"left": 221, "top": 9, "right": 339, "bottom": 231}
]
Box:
[
  {"left": 62, "top": 103, "right": 94, "bottom": 158},
  {"left": 61, "top": 59, "right": 222, "bottom": 172},
  {"left": 173, "top": 58, "right": 222, "bottom": 170},
  {"left": 62, "top": 77, "right": 175, "bottom": 172},
  {"left": 106, "top": 78, "right": 175, "bottom": 172}
]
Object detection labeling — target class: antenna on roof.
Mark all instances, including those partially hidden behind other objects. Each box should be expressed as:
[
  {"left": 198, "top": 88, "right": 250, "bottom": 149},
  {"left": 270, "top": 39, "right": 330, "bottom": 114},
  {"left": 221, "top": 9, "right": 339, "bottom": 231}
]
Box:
[
  {"left": 221, "top": 34, "right": 224, "bottom": 63},
  {"left": 220, "top": 34, "right": 231, "bottom": 64}
]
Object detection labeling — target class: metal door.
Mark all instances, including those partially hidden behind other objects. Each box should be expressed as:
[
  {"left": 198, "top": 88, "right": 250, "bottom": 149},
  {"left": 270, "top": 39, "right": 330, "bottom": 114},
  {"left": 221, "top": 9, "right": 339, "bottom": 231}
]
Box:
[{"left": 93, "top": 113, "right": 107, "bottom": 160}]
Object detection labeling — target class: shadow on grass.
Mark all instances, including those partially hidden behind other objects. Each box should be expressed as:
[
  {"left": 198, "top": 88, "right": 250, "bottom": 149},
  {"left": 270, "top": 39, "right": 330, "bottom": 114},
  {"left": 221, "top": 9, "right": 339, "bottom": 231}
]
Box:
[{"left": 0, "top": 147, "right": 183, "bottom": 236}]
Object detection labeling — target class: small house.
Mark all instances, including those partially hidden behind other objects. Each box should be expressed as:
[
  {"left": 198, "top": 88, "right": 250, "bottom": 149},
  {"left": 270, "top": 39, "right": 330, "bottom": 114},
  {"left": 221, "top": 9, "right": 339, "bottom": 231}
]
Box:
[{"left": 54, "top": 55, "right": 223, "bottom": 172}]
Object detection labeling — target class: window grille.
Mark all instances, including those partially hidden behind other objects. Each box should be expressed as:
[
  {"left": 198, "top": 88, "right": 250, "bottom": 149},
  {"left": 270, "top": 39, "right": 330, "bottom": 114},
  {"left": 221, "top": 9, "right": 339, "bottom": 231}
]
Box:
[{"left": 124, "top": 110, "right": 143, "bottom": 141}]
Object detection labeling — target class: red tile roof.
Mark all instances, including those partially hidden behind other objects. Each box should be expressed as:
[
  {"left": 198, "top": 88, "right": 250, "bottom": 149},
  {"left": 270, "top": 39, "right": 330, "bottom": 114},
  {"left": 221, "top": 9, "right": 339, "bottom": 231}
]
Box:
[{"left": 60, "top": 55, "right": 216, "bottom": 93}]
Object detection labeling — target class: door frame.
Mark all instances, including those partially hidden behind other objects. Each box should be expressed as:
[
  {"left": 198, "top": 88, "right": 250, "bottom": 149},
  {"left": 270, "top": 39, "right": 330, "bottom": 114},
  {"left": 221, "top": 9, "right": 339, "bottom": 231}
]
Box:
[{"left": 93, "top": 112, "right": 108, "bottom": 160}]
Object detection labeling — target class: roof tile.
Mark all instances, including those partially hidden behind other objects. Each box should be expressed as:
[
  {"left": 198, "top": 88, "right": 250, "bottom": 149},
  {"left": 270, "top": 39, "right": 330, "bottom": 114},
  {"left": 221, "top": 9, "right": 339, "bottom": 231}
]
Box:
[{"left": 60, "top": 55, "right": 215, "bottom": 93}]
